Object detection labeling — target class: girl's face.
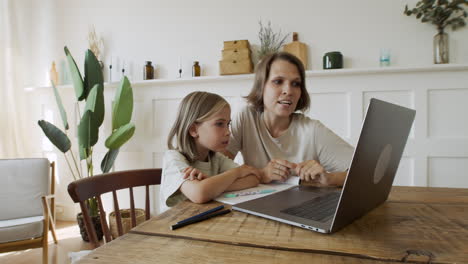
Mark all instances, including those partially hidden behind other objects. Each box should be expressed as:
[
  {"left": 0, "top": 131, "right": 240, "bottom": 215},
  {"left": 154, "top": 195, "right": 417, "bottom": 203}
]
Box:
[
  {"left": 191, "top": 106, "right": 231, "bottom": 158},
  {"left": 262, "top": 59, "right": 302, "bottom": 119}
]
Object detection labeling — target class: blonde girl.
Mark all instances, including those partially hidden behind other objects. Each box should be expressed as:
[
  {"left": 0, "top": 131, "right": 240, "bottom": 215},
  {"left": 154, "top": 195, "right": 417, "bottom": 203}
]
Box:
[{"left": 160, "top": 91, "right": 259, "bottom": 212}]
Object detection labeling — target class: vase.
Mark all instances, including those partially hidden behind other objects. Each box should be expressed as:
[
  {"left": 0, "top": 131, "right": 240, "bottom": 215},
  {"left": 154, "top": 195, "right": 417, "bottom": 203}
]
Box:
[
  {"left": 433, "top": 31, "right": 449, "bottom": 64},
  {"left": 77, "top": 212, "right": 104, "bottom": 242}
]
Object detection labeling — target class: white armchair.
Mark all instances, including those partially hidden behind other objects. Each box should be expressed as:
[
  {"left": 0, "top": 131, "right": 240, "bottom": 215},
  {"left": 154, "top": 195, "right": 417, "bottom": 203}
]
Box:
[{"left": 0, "top": 158, "right": 57, "bottom": 264}]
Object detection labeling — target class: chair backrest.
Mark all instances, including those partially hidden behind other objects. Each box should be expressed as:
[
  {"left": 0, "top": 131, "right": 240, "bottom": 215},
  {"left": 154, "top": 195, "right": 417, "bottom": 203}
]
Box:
[
  {"left": 0, "top": 158, "right": 50, "bottom": 221},
  {"left": 67, "top": 168, "right": 162, "bottom": 248}
]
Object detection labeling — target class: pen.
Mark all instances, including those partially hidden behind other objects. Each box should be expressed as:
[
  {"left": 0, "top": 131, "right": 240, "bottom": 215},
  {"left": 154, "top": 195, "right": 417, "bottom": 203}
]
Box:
[
  {"left": 176, "top": 205, "right": 224, "bottom": 224},
  {"left": 171, "top": 209, "right": 231, "bottom": 230}
]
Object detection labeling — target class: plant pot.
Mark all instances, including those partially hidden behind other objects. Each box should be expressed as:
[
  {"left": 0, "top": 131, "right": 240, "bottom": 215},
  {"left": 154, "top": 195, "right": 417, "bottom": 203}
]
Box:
[
  {"left": 434, "top": 31, "right": 449, "bottom": 64},
  {"left": 109, "top": 209, "right": 146, "bottom": 239},
  {"left": 77, "top": 212, "right": 104, "bottom": 242}
]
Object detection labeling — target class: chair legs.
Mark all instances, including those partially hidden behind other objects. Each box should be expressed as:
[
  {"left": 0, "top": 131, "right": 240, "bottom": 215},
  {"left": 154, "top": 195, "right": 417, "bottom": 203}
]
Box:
[{"left": 50, "top": 221, "right": 58, "bottom": 244}]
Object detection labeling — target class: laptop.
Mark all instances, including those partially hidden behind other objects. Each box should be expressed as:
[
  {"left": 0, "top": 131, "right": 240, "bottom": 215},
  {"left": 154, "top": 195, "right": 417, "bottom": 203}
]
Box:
[{"left": 233, "top": 98, "right": 416, "bottom": 233}]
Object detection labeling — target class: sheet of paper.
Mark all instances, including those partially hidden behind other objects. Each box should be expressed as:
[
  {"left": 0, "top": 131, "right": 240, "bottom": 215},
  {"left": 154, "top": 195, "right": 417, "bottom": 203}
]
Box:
[{"left": 215, "top": 176, "right": 300, "bottom": 205}]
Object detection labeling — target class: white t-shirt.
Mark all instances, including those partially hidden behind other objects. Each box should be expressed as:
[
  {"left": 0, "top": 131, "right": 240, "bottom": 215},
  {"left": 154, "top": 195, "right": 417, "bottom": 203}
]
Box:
[
  {"left": 159, "top": 150, "right": 239, "bottom": 212},
  {"left": 227, "top": 106, "right": 354, "bottom": 172}
]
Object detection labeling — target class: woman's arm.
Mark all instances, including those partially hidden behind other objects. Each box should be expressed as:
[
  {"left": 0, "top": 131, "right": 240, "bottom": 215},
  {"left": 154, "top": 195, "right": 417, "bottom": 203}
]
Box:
[{"left": 180, "top": 165, "right": 259, "bottom": 203}]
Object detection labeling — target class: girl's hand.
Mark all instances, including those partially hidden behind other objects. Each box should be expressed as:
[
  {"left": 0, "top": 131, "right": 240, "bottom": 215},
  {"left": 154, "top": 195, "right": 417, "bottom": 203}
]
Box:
[
  {"left": 237, "top": 165, "right": 261, "bottom": 180},
  {"left": 261, "top": 159, "right": 296, "bottom": 183},
  {"left": 295, "top": 160, "right": 326, "bottom": 182},
  {"left": 182, "top": 167, "right": 208, "bottom": 181}
]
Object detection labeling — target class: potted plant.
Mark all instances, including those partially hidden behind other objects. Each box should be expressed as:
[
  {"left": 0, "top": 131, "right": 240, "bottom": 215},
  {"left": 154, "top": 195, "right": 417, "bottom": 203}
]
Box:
[
  {"left": 38, "top": 47, "right": 135, "bottom": 241},
  {"left": 257, "top": 20, "right": 290, "bottom": 61},
  {"left": 404, "top": 0, "right": 467, "bottom": 64}
]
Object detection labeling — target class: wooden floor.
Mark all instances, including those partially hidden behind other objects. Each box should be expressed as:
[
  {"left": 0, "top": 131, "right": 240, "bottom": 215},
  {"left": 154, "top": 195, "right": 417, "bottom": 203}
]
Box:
[{"left": 0, "top": 221, "right": 95, "bottom": 264}]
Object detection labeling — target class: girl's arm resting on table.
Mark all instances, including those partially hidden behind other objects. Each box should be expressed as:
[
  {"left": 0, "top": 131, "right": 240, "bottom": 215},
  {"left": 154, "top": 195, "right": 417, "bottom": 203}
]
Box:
[
  {"left": 180, "top": 166, "right": 258, "bottom": 203},
  {"left": 225, "top": 175, "right": 259, "bottom": 191}
]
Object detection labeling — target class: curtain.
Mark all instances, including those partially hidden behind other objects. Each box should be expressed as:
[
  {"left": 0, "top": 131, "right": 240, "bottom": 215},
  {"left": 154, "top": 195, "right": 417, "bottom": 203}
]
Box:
[{"left": 0, "top": 0, "right": 33, "bottom": 158}]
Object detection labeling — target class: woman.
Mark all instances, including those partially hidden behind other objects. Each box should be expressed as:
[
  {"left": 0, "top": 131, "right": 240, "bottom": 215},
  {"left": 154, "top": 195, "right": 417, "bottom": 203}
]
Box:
[{"left": 225, "top": 52, "right": 353, "bottom": 186}]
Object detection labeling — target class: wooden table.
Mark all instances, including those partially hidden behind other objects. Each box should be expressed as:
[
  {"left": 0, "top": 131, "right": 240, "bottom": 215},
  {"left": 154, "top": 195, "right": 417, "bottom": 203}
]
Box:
[{"left": 76, "top": 186, "right": 468, "bottom": 264}]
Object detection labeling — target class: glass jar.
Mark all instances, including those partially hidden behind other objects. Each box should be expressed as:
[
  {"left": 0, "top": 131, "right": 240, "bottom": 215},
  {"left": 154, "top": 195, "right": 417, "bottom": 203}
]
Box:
[
  {"left": 323, "top": 51, "right": 343, "bottom": 69},
  {"left": 434, "top": 31, "right": 449, "bottom": 64},
  {"left": 144, "top": 61, "right": 154, "bottom": 80},
  {"left": 192, "top": 61, "right": 201, "bottom": 77}
]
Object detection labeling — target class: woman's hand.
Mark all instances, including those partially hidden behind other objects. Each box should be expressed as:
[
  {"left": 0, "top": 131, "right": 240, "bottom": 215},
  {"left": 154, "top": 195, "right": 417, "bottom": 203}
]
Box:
[
  {"left": 296, "top": 160, "right": 346, "bottom": 186},
  {"left": 261, "top": 159, "right": 296, "bottom": 183},
  {"left": 182, "top": 167, "right": 208, "bottom": 181},
  {"left": 295, "top": 160, "right": 326, "bottom": 182}
]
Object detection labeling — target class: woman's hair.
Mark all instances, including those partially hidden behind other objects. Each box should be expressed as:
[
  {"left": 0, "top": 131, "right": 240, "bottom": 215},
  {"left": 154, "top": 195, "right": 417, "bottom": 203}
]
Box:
[
  {"left": 167, "top": 91, "right": 229, "bottom": 163},
  {"left": 245, "top": 52, "right": 310, "bottom": 112}
]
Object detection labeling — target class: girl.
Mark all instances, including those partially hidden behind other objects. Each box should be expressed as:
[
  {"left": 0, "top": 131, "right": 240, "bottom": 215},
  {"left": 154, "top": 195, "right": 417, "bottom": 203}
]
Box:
[{"left": 160, "top": 91, "right": 260, "bottom": 212}]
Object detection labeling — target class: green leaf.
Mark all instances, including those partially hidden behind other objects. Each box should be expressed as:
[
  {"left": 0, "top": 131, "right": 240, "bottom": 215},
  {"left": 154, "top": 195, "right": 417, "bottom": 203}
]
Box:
[
  {"left": 112, "top": 76, "right": 133, "bottom": 130},
  {"left": 38, "top": 120, "right": 71, "bottom": 153},
  {"left": 51, "top": 81, "right": 69, "bottom": 130},
  {"left": 78, "top": 110, "right": 99, "bottom": 149},
  {"left": 79, "top": 144, "right": 88, "bottom": 160},
  {"left": 64, "top": 46, "right": 86, "bottom": 101},
  {"left": 84, "top": 84, "right": 105, "bottom": 127},
  {"left": 101, "top": 148, "right": 119, "bottom": 173},
  {"left": 105, "top": 123, "right": 135, "bottom": 149},
  {"left": 84, "top": 49, "right": 104, "bottom": 95}
]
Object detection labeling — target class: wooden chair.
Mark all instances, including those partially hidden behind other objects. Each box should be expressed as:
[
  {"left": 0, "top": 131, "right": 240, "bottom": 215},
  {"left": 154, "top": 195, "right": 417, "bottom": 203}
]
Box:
[
  {"left": 67, "top": 168, "right": 162, "bottom": 248},
  {"left": 0, "top": 158, "right": 57, "bottom": 264}
]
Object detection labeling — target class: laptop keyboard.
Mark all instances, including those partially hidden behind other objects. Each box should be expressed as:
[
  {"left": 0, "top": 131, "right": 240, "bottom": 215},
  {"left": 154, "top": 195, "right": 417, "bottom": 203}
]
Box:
[{"left": 281, "top": 192, "right": 340, "bottom": 222}]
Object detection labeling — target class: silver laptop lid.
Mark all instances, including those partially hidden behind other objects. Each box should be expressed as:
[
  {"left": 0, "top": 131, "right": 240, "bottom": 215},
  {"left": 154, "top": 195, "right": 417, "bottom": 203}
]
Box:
[{"left": 330, "top": 98, "right": 415, "bottom": 232}]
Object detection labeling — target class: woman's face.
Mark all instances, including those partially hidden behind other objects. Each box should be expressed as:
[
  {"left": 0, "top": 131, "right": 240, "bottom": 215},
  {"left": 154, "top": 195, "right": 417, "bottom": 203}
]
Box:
[{"left": 262, "top": 59, "right": 302, "bottom": 119}]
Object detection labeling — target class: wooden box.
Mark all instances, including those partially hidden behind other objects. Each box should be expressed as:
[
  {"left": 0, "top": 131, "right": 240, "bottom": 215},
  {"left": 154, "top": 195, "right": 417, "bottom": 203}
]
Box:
[
  {"left": 223, "top": 40, "right": 250, "bottom": 50},
  {"left": 222, "top": 48, "right": 251, "bottom": 61},
  {"left": 219, "top": 59, "right": 253, "bottom": 75}
]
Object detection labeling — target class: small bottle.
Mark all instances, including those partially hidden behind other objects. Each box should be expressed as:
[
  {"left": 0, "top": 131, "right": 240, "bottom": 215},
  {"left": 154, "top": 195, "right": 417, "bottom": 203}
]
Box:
[
  {"left": 379, "top": 48, "right": 391, "bottom": 67},
  {"left": 192, "top": 61, "right": 201, "bottom": 77},
  {"left": 143, "top": 61, "right": 154, "bottom": 80}
]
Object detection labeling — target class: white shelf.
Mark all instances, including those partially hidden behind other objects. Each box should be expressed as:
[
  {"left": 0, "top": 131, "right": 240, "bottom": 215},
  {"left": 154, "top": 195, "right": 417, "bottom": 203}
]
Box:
[{"left": 25, "top": 64, "right": 468, "bottom": 91}]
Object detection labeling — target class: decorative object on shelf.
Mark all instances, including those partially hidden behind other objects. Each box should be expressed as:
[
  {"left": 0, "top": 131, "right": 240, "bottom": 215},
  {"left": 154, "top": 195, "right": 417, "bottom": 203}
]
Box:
[
  {"left": 121, "top": 60, "right": 126, "bottom": 78},
  {"left": 50, "top": 61, "right": 59, "bottom": 85},
  {"left": 192, "top": 61, "right": 201, "bottom": 77},
  {"left": 380, "top": 48, "right": 391, "bottom": 67},
  {"left": 178, "top": 56, "right": 182, "bottom": 78},
  {"left": 144, "top": 61, "right": 154, "bottom": 80},
  {"left": 283, "top": 32, "right": 308, "bottom": 69},
  {"left": 108, "top": 55, "right": 113, "bottom": 82},
  {"left": 257, "top": 20, "right": 290, "bottom": 61},
  {"left": 219, "top": 40, "right": 253, "bottom": 75},
  {"left": 37, "top": 46, "right": 135, "bottom": 241},
  {"left": 88, "top": 25, "right": 104, "bottom": 69},
  {"left": 323, "top": 51, "right": 343, "bottom": 70},
  {"left": 404, "top": 0, "right": 467, "bottom": 64}
]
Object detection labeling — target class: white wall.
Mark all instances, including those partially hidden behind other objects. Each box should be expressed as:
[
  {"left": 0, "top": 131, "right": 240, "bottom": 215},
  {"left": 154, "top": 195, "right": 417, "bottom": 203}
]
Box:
[{"left": 27, "top": 0, "right": 468, "bottom": 86}]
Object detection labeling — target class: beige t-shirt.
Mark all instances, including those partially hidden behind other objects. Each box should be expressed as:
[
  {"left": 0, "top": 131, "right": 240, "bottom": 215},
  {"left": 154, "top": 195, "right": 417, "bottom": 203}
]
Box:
[
  {"left": 159, "top": 150, "right": 238, "bottom": 212},
  {"left": 227, "top": 106, "right": 354, "bottom": 172}
]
